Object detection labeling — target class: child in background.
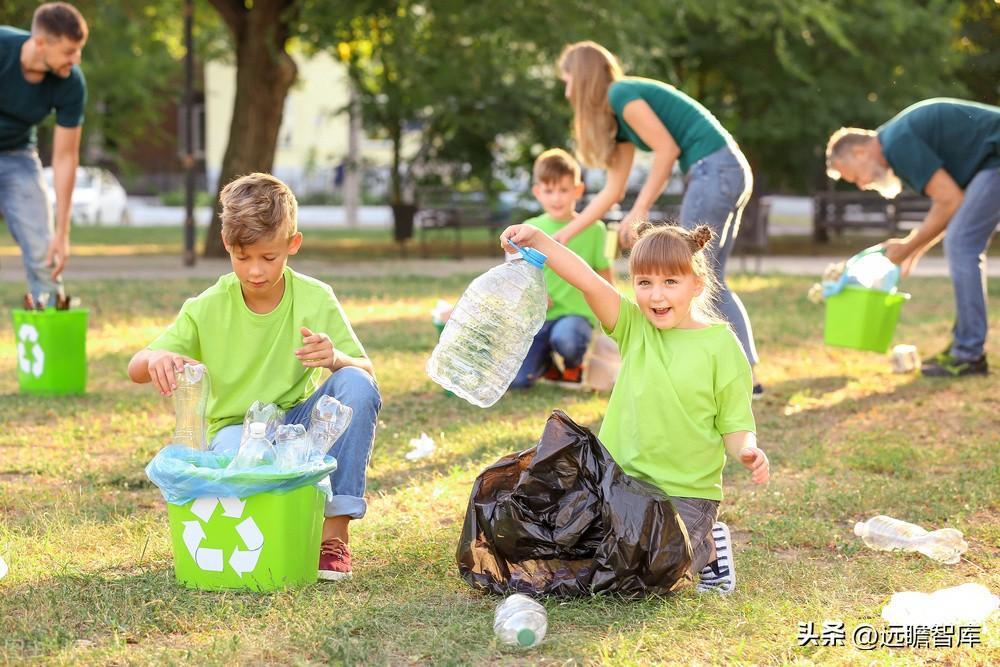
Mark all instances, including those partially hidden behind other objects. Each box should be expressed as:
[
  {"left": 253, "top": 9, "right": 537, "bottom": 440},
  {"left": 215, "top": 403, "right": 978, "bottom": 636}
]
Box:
[
  {"left": 128, "top": 173, "right": 381, "bottom": 582},
  {"left": 501, "top": 219, "right": 769, "bottom": 593},
  {"left": 510, "top": 148, "right": 614, "bottom": 389}
]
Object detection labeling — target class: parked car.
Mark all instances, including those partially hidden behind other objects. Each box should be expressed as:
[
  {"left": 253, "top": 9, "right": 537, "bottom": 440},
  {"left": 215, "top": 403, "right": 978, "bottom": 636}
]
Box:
[{"left": 43, "top": 166, "right": 130, "bottom": 225}]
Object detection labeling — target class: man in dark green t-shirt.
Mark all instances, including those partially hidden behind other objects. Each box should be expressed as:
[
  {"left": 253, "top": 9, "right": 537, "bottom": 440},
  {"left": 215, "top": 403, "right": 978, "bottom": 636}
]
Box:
[
  {"left": 0, "top": 3, "right": 88, "bottom": 305},
  {"left": 826, "top": 99, "right": 1000, "bottom": 377}
]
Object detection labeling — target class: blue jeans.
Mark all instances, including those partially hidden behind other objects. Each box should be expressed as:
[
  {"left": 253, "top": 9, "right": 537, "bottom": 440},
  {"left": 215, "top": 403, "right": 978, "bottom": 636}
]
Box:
[
  {"left": 210, "top": 367, "right": 381, "bottom": 519},
  {"left": 680, "top": 145, "right": 758, "bottom": 366},
  {"left": 510, "top": 315, "right": 593, "bottom": 388},
  {"left": 944, "top": 167, "right": 1000, "bottom": 361},
  {"left": 0, "top": 149, "right": 61, "bottom": 304}
]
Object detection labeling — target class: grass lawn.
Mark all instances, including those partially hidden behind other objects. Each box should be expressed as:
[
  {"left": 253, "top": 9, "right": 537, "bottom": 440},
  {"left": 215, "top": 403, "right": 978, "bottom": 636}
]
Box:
[{"left": 0, "top": 268, "right": 997, "bottom": 665}]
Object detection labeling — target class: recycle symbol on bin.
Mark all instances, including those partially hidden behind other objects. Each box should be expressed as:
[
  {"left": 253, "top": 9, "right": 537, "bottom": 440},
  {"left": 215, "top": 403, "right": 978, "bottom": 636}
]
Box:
[
  {"left": 16, "top": 324, "right": 45, "bottom": 378},
  {"left": 182, "top": 497, "right": 263, "bottom": 576}
]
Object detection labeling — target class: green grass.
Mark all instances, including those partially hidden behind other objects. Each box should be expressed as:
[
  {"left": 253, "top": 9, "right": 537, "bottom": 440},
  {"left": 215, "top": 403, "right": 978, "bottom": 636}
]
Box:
[{"left": 0, "top": 269, "right": 997, "bottom": 665}]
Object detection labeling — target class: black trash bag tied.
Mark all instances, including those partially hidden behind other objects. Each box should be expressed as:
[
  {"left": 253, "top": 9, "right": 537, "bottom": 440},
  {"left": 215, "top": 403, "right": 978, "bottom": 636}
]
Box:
[{"left": 457, "top": 410, "right": 693, "bottom": 597}]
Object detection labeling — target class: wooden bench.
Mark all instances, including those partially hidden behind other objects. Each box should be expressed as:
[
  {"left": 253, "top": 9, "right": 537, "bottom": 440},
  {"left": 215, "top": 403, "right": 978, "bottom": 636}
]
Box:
[
  {"left": 415, "top": 189, "right": 506, "bottom": 259},
  {"left": 813, "top": 191, "right": 931, "bottom": 242}
]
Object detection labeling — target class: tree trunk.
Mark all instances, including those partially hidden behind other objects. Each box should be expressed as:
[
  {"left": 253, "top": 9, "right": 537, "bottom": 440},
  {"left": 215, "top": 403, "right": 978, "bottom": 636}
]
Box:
[{"left": 203, "top": 0, "right": 298, "bottom": 257}]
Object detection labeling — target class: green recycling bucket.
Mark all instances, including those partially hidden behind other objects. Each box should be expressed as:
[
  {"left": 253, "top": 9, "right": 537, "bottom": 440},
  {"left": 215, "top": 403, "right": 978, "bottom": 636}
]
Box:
[
  {"left": 824, "top": 286, "right": 908, "bottom": 353},
  {"left": 11, "top": 309, "right": 87, "bottom": 395},
  {"left": 166, "top": 483, "right": 325, "bottom": 592}
]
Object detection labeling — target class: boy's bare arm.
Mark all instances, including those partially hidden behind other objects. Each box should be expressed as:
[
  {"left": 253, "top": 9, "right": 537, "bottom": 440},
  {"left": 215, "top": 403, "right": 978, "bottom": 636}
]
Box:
[{"left": 722, "top": 431, "right": 769, "bottom": 484}]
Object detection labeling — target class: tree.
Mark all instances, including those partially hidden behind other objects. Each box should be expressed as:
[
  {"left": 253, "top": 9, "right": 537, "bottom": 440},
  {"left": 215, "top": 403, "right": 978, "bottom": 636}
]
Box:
[{"left": 202, "top": 0, "right": 299, "bottom": 256}]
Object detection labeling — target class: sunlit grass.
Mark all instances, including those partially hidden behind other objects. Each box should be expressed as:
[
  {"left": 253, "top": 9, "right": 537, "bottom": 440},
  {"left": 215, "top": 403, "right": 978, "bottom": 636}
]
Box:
[{"left": 0, "top": 271, "right": 997, "bottom": 664}]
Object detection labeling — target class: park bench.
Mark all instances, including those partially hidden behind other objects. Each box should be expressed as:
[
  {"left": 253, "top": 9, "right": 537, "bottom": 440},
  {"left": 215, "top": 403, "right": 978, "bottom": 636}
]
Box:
[
  {"left": 415, "top": 188, "right": 506, "bottom": 259},
  {"left": 812, "top": 190, "right": 931, "bottom": 242}
]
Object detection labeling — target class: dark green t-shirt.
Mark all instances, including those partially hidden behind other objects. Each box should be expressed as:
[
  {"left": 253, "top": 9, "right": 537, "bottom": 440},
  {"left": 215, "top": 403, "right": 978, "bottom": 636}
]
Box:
[
  {"left": 0, "top": 26, "right": 87, "bottom": 151},
  {"left": 877, "top": 98, "right": 1000, "bottom": 194},
  {"left": 608, "top": 77, "right": 729, "bottom": 174}
]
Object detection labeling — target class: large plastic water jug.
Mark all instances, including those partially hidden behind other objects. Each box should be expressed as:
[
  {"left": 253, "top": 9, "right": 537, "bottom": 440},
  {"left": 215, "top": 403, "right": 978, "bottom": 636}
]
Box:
[{"left": 426, "top": 243, "right": 548, "bottom": 407}]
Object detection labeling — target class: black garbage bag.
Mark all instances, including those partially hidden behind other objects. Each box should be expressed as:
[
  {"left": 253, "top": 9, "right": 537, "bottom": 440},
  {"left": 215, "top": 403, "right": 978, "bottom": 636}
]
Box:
[{"left": 457, "top": 410, "right": 692, "bottom": 596}]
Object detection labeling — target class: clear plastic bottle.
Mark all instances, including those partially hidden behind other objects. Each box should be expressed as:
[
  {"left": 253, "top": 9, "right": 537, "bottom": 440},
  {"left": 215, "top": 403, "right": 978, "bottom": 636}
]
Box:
[
  {"left": 426, "top": 245, "right": 548, "bottom": 407},
  {"left": 307, "top": 395, "right": 353, "bottom": 460},
  {"left": 172, "top": 363, "right": 210, "bottom": 449},
  {"left": 853, "top": 515, "right": 968, "bottom": 564},
  {"left": 228, "top": 421, "right": 277, "bottom": 469},
  {"left": 275, "top": 423, "right": 314, "bottom": 470},
  {"left": 494, "top": 594, "right": 547, "bottom": 648}
]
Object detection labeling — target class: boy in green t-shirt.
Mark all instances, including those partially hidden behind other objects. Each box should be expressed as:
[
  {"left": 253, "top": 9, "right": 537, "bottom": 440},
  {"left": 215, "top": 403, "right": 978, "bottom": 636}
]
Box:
[
  {"left": 128, "top": 173, "right": 380, "bottom": 582},
  {"left": 510, "top": 149, "right": 614, "bottom": 389}
]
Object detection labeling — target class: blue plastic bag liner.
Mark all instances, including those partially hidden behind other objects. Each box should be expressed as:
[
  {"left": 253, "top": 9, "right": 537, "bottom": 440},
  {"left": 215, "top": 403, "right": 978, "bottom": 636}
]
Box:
[
  {"left": 146, "top": 445, "right": 337, "bottom": 505},
  {"left": 823, "top": 247, "right": 900, "bottom": 298}
]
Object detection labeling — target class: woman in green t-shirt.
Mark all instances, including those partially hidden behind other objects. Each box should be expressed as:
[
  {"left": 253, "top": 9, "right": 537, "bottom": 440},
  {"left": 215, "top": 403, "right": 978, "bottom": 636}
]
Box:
[{"left": 552, "top": 41, "right": 760, "bottom": 394}]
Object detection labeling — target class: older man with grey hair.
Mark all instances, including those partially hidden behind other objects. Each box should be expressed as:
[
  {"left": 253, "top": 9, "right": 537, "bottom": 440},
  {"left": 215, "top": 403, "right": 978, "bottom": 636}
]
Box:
[{"left": 826, "top": 98, "right": 1000, "bottom": 377}]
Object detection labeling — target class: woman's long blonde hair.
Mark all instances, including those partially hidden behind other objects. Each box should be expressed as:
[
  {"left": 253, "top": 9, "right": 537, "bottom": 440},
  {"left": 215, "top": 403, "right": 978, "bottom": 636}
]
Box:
[{"left": 558, "top": 41, "right": 623, "bottom": 169}]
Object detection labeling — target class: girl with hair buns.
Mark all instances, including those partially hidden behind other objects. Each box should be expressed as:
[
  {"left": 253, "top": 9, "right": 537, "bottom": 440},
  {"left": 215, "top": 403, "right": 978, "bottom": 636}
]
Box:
[
  {"left": 501, "top": 219, "right": 769, "bottom": 594},
  {"left": 554, "top": 41, "right": 762, "bottom": 395}
]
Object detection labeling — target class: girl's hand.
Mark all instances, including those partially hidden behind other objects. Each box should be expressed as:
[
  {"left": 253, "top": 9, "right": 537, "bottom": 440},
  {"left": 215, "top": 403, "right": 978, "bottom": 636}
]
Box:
[
  {"left": 296, "top": 326, "right": 337, "bottom": 370},
  {"left": 500, "top": 224, "right": 545, "bottom": 252},
  {"left": 740, "top": 446, "right": 770, "bottom": 484}
]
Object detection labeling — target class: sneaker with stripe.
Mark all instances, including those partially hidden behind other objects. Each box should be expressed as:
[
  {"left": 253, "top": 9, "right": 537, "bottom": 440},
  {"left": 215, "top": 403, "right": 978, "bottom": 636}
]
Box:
[{"left": 695, "top": 521, "right": 735, "bottom": 594}]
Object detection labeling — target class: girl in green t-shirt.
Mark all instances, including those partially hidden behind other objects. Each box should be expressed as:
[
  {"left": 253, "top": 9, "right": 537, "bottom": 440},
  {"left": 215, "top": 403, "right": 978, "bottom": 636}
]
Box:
[
  {"left": 501, "top": 219, "right": 770, "bottom": 594},
  {"left": 551, "top": 40, "right": 762, "bottom": 396}
]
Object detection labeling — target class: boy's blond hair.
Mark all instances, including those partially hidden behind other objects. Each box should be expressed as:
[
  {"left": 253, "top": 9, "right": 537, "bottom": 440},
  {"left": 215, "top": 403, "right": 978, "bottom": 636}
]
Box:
[
  {"left": 533, "top": 148, "right": 582, "bottom": 185},
  {"left": 219, "top": 173, "right": 298, "bottom": 249}
]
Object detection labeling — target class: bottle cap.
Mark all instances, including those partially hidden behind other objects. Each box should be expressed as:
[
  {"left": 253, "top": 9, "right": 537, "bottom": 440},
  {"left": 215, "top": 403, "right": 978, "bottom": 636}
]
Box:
[
  {"left": 506, "top": 239, "right": 547, "bottom": 269},
  {"left": 250, "top": 422, "right": 267, "bottom": 438},
  {"left": 516, "top": 628, "right": 537, "bottom": 647}
]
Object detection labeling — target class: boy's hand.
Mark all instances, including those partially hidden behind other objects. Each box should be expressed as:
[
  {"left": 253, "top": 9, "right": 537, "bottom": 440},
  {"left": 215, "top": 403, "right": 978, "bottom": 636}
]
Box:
[
  {"left": 552, "top": 228, "right": 574, "bottom": 246},
  {"left": 297, "top": 326, "right": 337, "bottom": 370},
  {"left": 500, "top": 224, "right": 545, "bottom": 252},
  {"left": 740, "top": 447, "right": 770, "bottom": 484},
  {"left": 147, "top": 350, "right": 200, "bottom": 396}
]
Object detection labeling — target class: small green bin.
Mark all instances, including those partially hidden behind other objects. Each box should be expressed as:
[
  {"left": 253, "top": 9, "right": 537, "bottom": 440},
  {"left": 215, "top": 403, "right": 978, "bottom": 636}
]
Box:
[
  {"left": 11, "top": 308, "right": 87, "bottom": 395},
  {"left": 167, "top": 483, "right": 325, "bottom": 592},
  {"left": 824, "top": 285, "right": 908, "bottom": 353}
]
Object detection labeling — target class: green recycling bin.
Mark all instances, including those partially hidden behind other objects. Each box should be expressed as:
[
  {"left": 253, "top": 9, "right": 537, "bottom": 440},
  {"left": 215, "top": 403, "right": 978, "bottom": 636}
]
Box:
[
  {"left": 11, "top": 309, "right": 87, "bottom": 395},
  {"left": 824, "top": 286, "right": 909, "bottom": 353},
  {"left": 166, "top": 483, "right": 325, "bottom": 592}
]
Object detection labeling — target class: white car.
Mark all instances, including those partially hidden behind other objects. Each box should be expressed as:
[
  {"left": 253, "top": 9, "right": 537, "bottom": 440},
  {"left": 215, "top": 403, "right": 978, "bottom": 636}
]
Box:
[{"left": 43, "top": 166, "right": 130, "bottom": 225}]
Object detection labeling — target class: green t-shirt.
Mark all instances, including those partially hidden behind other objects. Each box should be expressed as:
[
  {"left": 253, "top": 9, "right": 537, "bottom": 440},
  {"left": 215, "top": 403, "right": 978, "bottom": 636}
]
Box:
[
  {"left": 608, "top": 77, "right": 729, "bottom": 174},
  {"left": 0, "top": 27, "right": 87, "bottom": 151},
  {"left": 878, "top": 98, "right": 1000, "bottom": 194},
  {"left": 524, "top": 213, "right": 610, "bottom": 325},
  {"left": 148, "top": 267, "right": 366, "bottom": 441},
  {"left": 598, "top": 297, "right": 755, "bottom": 501}
]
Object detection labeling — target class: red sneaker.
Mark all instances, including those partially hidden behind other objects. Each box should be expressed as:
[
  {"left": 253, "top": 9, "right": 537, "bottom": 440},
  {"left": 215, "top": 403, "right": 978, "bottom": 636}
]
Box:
[{"left": 318, "top": 537, "right": 353, "bottom": 581}]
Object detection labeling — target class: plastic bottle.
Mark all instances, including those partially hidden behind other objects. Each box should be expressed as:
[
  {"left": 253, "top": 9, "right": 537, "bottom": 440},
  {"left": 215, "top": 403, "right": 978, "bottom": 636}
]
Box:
[
  {"left": 228, "top": 422, "right": 277, "bottom": 469},
  {"left": 275, "top": 423, "right": 313, "bottom": 470},
  {"left": 172, "top": 363, "right": 210, "bottom": 449},
  {"left": 307, "top": 395, "right": 353, "bottom": 460},
  {"left": 426, "top": 245, "right": 548, "bottom": 407},
  {"left": 853, "top": 515, "right": 968, "bottom": 565},
  {"left": 493, "top": 594, "right": 547, "bottom": 648}
]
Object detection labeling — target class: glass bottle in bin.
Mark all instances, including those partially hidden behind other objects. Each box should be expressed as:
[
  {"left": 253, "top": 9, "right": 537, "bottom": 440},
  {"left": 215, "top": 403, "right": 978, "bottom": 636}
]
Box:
[{"left": 172, "top": 363, "right": 210, "bottom": 449}]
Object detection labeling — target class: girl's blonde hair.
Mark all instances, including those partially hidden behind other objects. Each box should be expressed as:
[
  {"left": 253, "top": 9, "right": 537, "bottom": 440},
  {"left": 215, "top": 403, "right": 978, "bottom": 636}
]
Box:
[
  {"left": 558, "top": 41, "right": 623, "bottom": 169},
  {"left": 629, "top": 220, "right": 727, "bottom": 326}
]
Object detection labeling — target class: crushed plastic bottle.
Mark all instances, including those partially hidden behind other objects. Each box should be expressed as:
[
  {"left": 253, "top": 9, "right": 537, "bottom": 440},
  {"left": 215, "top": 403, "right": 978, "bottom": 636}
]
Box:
[
  {"left": 849, "top": 252, "right": 898, "bottom": 292},
  {"left": 426, "top": 244, "right": 548, "bottom": 407},
  {"left": 307, "top": 395, "right": 353, "bottom": 459},
  {"left": 854, "top": 515, "right": 968, "bottom": 565},
  {"left": 228, "top": 421, "right": 277, "bottom": 469},
  {"left": 242, "top": 401, "right": 284, "bottom": 443},
  {"left": 882, "top": 583, "right": 998, "bottom": 627},
  {"left": 405, "top": 432, "right": 435, "bottom": 461},
  {"left": 0, "top": 554, "right": 7, "bottom": 580},
  {"left": 172, "top": 363, "right": 210, "bottom": 449},
  {"left": 494, "top": 594, "right": 547, "bottom": 648},
  {"left": 274, "top": 423, "right": 314, "bottom": 470}
]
